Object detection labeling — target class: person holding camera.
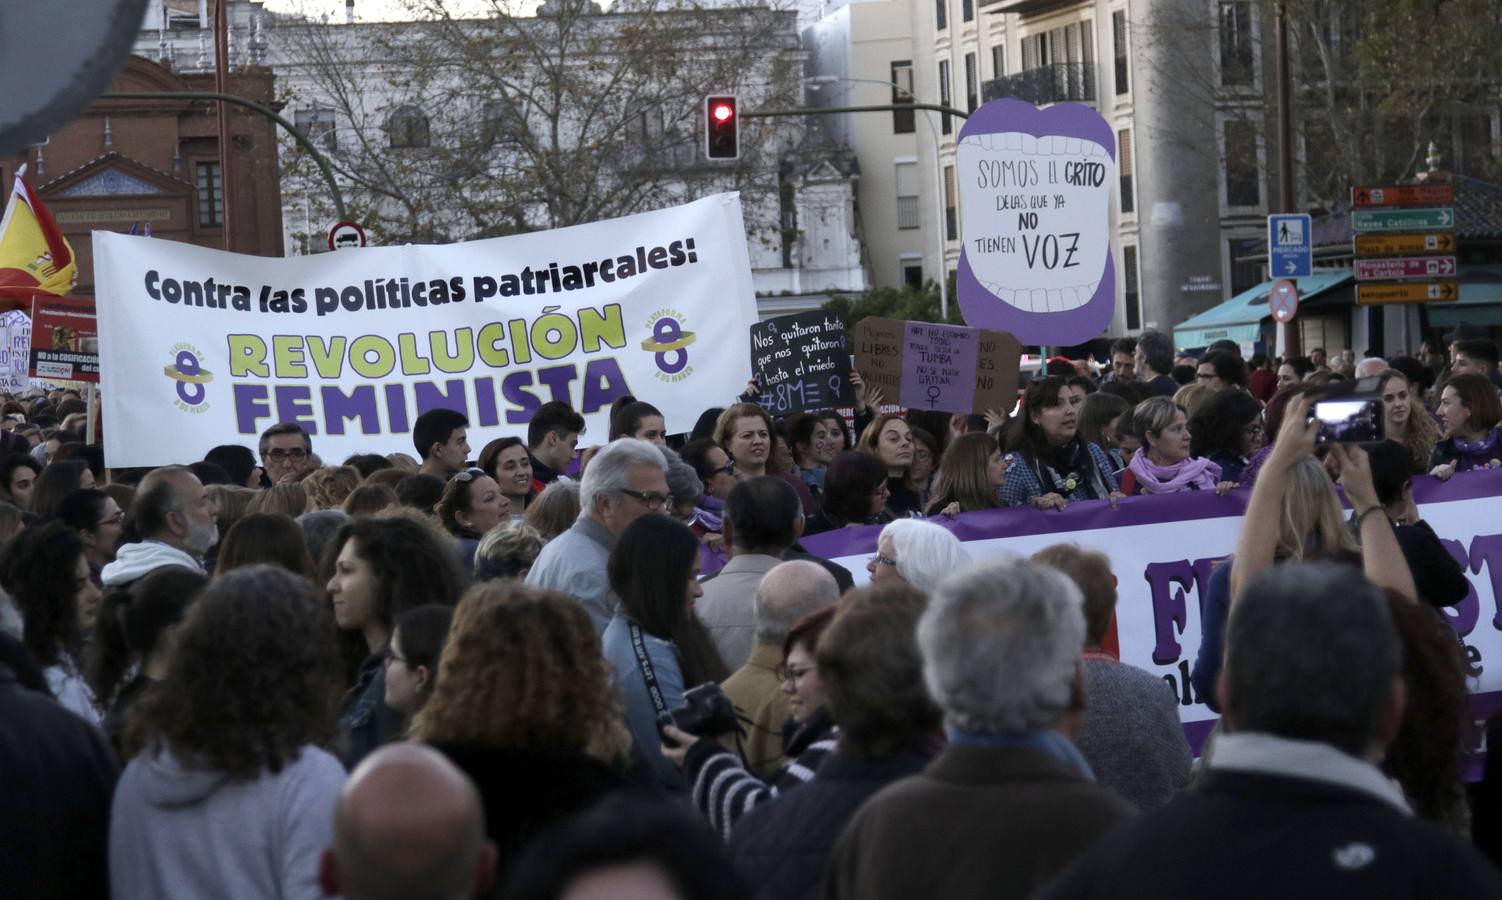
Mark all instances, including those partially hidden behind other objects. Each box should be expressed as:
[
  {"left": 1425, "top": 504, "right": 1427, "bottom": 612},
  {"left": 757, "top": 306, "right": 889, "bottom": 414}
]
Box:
[
  {"left": 601, "top": 515, "right": 730, "bottom": 792},
  {"left": 660, "top": 606, "right": 838, "bottom": 840}
]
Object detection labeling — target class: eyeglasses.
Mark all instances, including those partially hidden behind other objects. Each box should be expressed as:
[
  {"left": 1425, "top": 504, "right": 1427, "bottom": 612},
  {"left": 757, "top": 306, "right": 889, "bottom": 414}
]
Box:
[
  {"left": 266, "top": 448, "right": 308, "bottom": 462},
  {"left": 776, "top": 664, "right": 815, "bottom": 684},
  {"left": 618, "top": 488, "right": 672, "bottom": 510},
  {"left": 714, "top": 460, "right": 736, "bottom": 476},
  {"left": 452, "top": 467, "right": 487, "bottom": 482},
  {"left": 870, "top": 553, "right": 897, "bottom": 568},
  {"left": 96, "top": 511, "right": 124, "bottom": 527}
]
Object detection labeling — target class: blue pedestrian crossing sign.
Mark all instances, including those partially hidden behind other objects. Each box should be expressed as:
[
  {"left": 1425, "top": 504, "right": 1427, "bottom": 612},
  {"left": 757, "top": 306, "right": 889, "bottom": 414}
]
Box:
[{"left": 1267, "top": 214, "right": 1313, "bottom": 278}]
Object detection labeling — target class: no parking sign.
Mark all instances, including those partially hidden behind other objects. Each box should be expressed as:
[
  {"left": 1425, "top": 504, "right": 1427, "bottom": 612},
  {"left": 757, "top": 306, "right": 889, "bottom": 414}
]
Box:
[{"left": 1269, "top": 278, "right": 1298, "bottom": 323}]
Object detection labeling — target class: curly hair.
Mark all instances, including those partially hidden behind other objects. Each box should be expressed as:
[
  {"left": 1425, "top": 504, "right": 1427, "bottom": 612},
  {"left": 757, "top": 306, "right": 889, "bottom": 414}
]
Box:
[
  {"left": 1189, "top": 389, "right": 1263, "bottom": 460},
  {"left": 323, "top": 516, "right": 465, "bottom": 633},
  {"left": 85, "top": 566, "right": 208, "bottom": 706},
  {"left": 474, "top": 521, "right": 544, "bottom": 581},
  {"left": 2, "top": 521, "right": 87, "bottom": 667},
  {"left": 125, "top": 565, "right": 342, "bottom": 776},
  {"left": 1378, "top": 370, "right": 1441, "bottom": 473},
  {"left": 213, "top": 512, "right": 315, "bottom": 579},
  {"left": 247, "top": 481, "right": 311, "bottom": 518},
  {"left": 304, "top": 465, "right": 361, "bottom": 511},
  {"left": 411, "top": 582, "right": 632, "bottom": 765}
]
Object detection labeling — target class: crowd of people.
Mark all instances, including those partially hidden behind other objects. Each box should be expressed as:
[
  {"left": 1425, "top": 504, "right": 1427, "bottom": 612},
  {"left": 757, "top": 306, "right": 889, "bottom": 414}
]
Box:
[{"left": 3, "top": 320, "right": 1502, "bottom": 899}]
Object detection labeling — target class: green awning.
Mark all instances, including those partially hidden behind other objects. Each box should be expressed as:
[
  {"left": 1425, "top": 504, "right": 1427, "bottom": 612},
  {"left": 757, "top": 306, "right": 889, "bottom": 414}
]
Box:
[
  {"left": 1174, "top": 271, "right": 1354, "bottom": 349},
  {"left": 1425, "top": 266, "right": 1502, "bottom": 327}
]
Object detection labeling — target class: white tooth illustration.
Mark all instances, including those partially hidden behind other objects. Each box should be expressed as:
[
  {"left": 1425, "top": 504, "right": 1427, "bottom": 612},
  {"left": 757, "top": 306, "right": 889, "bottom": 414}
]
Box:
[{"left": 958, "top": 129, "right": 1114, "bottom": 314}]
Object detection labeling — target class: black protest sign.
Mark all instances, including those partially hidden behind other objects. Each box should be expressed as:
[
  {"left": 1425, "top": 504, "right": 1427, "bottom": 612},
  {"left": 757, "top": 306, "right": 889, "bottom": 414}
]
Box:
[{"left": 749, "top": 311, "right": 855, "bottom": 415}]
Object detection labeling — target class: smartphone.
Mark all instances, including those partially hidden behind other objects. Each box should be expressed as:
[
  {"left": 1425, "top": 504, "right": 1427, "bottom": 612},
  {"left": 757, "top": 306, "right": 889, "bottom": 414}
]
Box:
[{"left": 1309, "top": 377, "right": 1385, "bottom": 445}]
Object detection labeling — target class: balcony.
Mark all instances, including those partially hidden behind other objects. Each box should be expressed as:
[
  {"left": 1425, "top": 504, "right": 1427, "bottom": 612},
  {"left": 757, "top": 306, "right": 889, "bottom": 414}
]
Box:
[{"left": 982, "top": 62, "right": 1096, "bottom": 107}]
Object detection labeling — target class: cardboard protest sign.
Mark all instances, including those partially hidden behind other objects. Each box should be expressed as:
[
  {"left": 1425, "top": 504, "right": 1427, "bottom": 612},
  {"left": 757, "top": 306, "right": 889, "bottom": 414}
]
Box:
[
  {"left": 749, "top": 310, "right": 854, "bottom": 415},
  {"left": 854, "top": 316, "right": 1020, "bottom": 414},
  {"left": 93, "top": 194, "right": 758, "bottom": 466},
  {"left": 29, "top": 295, "right": 98, "bottom": 383},
  {"left": 956, "top": 98, "right": 1116, "bottom": 345}
]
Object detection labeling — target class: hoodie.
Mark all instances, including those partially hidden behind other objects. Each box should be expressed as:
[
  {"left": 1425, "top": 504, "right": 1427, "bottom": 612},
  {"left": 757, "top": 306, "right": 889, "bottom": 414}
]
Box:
[
  {"left": 100, "top": 540, "right": 204, "bottom": 588},
  {"left": 109, "top": 744, "right": 344, "bottom": 900}
]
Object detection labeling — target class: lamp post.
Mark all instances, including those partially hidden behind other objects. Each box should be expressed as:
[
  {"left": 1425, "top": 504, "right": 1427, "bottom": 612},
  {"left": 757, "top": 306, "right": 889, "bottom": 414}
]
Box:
[{"left": 804, "top": 75, "right": 951, "bottom": 321}]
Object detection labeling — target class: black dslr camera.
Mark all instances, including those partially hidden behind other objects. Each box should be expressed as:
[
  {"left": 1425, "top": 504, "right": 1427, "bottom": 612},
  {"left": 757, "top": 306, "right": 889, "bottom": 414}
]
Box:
[{"left": 657, "top": 683, "right": 739, "bottom": 744}]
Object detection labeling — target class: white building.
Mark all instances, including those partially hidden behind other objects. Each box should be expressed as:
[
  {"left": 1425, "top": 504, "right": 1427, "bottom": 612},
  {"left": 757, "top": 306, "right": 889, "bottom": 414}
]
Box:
[{"left": 134, "top": 0, "right": 869, "bottom": 317}]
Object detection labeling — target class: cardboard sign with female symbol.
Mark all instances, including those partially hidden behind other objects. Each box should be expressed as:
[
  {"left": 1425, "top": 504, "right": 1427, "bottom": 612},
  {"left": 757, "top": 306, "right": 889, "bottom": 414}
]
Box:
[
  {"left": 1269, "top": 278, "right": 1298, "bottom": 323},
  {"left": 855, "top": 316, "right": 1020, "bottom": 414},
  {"left": 955, "top": 98, "right": 1117, "bottom": 345}
]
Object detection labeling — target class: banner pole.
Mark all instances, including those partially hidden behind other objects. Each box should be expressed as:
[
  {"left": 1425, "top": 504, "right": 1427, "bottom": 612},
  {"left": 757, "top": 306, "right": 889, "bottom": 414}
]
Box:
[{"left": 85, "top": 383, "right": 97, "bottom": 446}]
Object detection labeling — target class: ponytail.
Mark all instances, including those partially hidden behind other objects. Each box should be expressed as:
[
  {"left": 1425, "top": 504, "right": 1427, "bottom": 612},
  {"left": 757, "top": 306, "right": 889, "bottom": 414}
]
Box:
[
  {"left": 85, "top": 587, "right": 134, "bottom": 706},
  {"left": 83, "top": 566, "right": 209, "bottom": 707}
]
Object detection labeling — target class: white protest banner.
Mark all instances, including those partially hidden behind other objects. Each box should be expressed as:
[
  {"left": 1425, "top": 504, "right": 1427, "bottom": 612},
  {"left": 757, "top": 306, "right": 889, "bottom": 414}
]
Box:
[
  {"left": 0, "top": 310, "right": 31, "bottom": 392},
  {"left": 804, "top": 470, "right": 1502, "bottom": 761},
  {"left": 94, "top": 194, "right": 758, "bottom": 466}
]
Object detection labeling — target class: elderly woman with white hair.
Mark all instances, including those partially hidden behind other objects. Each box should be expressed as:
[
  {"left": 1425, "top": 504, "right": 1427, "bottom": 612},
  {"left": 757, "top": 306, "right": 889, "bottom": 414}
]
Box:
[
  {"left": 865, "top": 518, "right": 972, "bottom": 593},
  {"left": 824, "top": 558, "right": 1133, "bottom": 900}
]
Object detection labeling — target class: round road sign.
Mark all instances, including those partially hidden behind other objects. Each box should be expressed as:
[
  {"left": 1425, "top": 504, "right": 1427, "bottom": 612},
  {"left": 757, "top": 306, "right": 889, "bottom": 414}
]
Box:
[
  {"left": 1269, "top": 278, "right": 1299, "bottom": 323},
  {"left": 328, "top": 221, "right": 367, "bottom": 251}
]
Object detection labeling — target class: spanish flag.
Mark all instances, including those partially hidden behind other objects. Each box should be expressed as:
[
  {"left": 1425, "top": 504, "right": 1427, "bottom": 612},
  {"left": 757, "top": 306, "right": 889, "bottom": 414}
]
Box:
[{"left": 0, "top": 165, "right": 76, "bottom": 308}]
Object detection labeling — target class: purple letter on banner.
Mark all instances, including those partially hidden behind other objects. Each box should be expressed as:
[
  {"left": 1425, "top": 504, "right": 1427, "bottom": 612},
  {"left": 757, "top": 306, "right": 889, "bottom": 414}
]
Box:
[{"left": 899, "top": 321, "right": 979, "bottom": 412}]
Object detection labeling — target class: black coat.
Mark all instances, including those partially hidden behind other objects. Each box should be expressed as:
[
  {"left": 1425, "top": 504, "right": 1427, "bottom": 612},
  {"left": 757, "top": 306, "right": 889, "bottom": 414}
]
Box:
[
  {"left": 730, "top": 749, "right": 929, "bottom": 900},
  {"left": 0, "top": 663, "right": 120, "bottom": 900},
  {"left": 1041, "top": 769, "right": 1502, "bottom": 899}
]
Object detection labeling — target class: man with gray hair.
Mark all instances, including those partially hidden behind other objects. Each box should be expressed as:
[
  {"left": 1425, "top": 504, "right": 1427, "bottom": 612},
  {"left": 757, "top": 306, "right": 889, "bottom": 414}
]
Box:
[
  {"left": 1042, "top": 562, "right": 1502, "bottom": 898},
  {"left": 1355, "top": 356, "right": 1389, "bottom": 379},
  {"left": 825, "top": 558, "right": 1132, "bottom": 900},
  {"left": 527, "top": 438, "right": 669, "bottom": 633},
  {"left": 720, "top": 560, "right": 840, "bottom": 777},
  {"left": 1134, "top": 329, "right": 1179, "bottom": 397},
  {"left": 101, "top": 466, "right": 218, "bottom": 587},
  {"left": 319, "top": 743, "right": 497, "bottom": 900}
]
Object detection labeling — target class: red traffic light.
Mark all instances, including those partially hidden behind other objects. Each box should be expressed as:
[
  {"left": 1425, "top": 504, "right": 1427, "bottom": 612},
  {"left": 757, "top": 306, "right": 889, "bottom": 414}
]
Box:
[{"left": 705, "top": 94, "right": 739, "bottom": 160}]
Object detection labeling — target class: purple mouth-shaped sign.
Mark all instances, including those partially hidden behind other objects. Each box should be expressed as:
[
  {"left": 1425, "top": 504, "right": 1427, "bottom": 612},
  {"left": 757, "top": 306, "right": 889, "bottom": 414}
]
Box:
[{"left": 956, "top": 98, "right": 1117, "bottom": 346}]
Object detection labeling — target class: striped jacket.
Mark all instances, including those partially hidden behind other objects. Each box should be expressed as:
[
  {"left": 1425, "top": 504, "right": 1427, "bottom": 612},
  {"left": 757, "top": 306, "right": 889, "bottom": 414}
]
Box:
[{"left": 683, "top": 707, "right": 837, "bottom": 840}]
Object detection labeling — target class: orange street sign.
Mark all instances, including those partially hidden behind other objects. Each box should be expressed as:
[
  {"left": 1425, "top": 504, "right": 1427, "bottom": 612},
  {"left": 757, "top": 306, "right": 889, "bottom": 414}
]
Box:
[
  {"left": 1353, "top": 232, "right": 1457, "bottom": 257},
  {"left": 1351, "top": 183, "right": 1454, "bottom": 209},
  {"left": 1356, "top": 282, "right": 1459, "bottom": 305}
]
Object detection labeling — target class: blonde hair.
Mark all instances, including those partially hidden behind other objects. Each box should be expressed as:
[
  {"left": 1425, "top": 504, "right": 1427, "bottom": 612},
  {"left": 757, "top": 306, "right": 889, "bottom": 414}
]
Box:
[
  {"left": 1277, "top": 457, "right": 1359, "bottom": 561},
  {"left": 713, "top": 403, "right": 775, "bottom": 450},
  {"left": 1380, "top": 370, "right": 1440, "bottom": 473},
  {"left": 927, "top": 432, "right": 1001, "bottom": 513},
  {"left": 1172, "top": 382, "right": 1214, "bottom": 419},
  {"left": 524, "top": 480, "right": 580, "bottom": 541},
  {"left": 205, "top": 484, "right": 258, "bottom": 539},
  {"left": 247, "top": 481, "right": 311, "bottom": 518},
  {"left": 412, "top": 582, "right": 632, "bottom": 764},
  {"left": 303, "top": 465, "right": 361, "bottom": 511}
]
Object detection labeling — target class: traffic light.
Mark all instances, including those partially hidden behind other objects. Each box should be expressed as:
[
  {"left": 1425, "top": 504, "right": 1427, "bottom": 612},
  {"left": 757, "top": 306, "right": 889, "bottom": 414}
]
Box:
[{"left": 705, "top": 95, "right": 738, "bottom": 160}]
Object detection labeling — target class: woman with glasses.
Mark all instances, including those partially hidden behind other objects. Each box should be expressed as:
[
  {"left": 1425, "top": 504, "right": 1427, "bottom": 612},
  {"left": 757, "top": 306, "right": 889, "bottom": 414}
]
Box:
[
  {"left": 1000, "top": 376, "right": 1121, "bottom": 511},
  {"left": 383, "top": 603, "right": 453, "bottom": 730},
  {"left": 601, "top": 514, "right": 728, "bottom": 791},
  {"left": 680, "top": 437, "right": 737, "bottom": 575},
  {"left": 1119, "top": 397, "right": 1238, "bottom": 496},
  {"left": 661, "top": 606, "right": 838, "bottom": 840},
  {"left": 858, "top": 415, "right": 920, "bottom": 517},
  {"left": 324, "top": 517, "right": 464, "bottom": 767},
  {"left": 55, "top": 487, "right": 125, "bottom": 583},
  {"left": 435, "top": 467, "right": 509, "bottom": 574},
  {"left": 1187, "top": 389, "right": 1265, "bottom": 485},
  {"left": 867, "top": 519, "right": 972, "bottom": 594}
]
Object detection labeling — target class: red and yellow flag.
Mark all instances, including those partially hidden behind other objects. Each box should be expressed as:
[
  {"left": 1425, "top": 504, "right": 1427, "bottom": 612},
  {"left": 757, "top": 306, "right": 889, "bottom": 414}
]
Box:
[{"left": 0, "top": 165, "right": 76, "bottom": 308}]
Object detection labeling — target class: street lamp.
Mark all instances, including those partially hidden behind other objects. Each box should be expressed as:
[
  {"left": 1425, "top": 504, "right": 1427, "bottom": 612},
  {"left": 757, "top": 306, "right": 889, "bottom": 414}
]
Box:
[{"left": 804, "top": 75, "right": 951, "bottom": 321}]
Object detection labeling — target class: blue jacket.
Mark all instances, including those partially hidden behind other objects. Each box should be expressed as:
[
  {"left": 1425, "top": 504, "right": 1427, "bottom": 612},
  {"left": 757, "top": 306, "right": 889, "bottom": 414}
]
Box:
[{"left": 602, "top": 614, "right": 686, "bottom": 791}]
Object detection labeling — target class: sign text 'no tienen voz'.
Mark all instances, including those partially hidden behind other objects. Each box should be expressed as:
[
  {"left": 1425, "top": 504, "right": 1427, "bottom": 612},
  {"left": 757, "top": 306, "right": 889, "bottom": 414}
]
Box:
[
  {"left": 92, "top": 194, "right": 759, "bottom": 466},
  {"left": 955, "top": 98, "right": 1117, "bottom": 346}
]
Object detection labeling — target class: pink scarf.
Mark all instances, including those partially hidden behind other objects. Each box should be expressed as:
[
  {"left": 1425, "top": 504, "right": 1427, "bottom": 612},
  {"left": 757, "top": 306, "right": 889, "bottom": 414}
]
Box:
[{"left": 1128, "top": 452, "right": 1221, "bottom": 494}]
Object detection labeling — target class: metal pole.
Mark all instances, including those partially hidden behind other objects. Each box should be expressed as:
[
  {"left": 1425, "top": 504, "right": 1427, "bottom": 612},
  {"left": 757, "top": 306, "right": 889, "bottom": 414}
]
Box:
[
  {"left": 85, "top": 383, "right": 97, "bottom": 445},
  {"left": 1275, "top": 2, "right": 1300, "bottom": 357},
  {"left": 214, "top": 0, "right": 236, "bottom": 251},
  {"left": 103, "top": 91, "right": 347, "bottom": 221}
]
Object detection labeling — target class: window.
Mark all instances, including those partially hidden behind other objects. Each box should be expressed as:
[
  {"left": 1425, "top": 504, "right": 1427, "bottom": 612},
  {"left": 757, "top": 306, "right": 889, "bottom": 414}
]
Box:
[
  {"left": 896, "top": 162, "right": 920, "bottom": 230},
  {"left": 903, "top": 263, "right": 924, "bottom": 290},
  {"left": 935, "top": 0, "right": 946, "bottom": 31},
  {"left": 1219, "top": 1, "right": 1254, "bottom": 86},
  {"left": 195, "top": 161, "right": 222, "bottom": 227},
  {"left": 384, "top": 106, "right": 430, "bottom": 149},
  {"left": 779, "top": 180, "right": 797, "bottom": 269},
  {"left": 943, "top": 165, "right": 958, "bottom": 242},
  {"left": 293, "top": 107, "right": 337, "bottom": 152},
  {"left": 962, "top": 0, "right": 973, "bottom": 23},
  {"left": 1118, "top": 128, "right": 1134, "bottom": 214},
  {"left": 1123, "top": 244, "right": 1141, "bottom": 331},
  {"left": 1113, "top": 10, "right": 1129, "bottom": 95},
  {"left": 965, "top": 53, "right": 978, "bottom": 112},
  {"left": 891, "top": 61, "right": 915, "bottom": 134},
  {"left": 991, "top": 45, "right": 1004, "bottom": 78},
  {"left": 1228, "top": 238, "right": 1262, "bottom": 297},
  {"left": 938, "top": 60, "right": 953, "bottom": 135},
  {"left": 1223, "top": 119, "right": 1261, "bottom": 207}
]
